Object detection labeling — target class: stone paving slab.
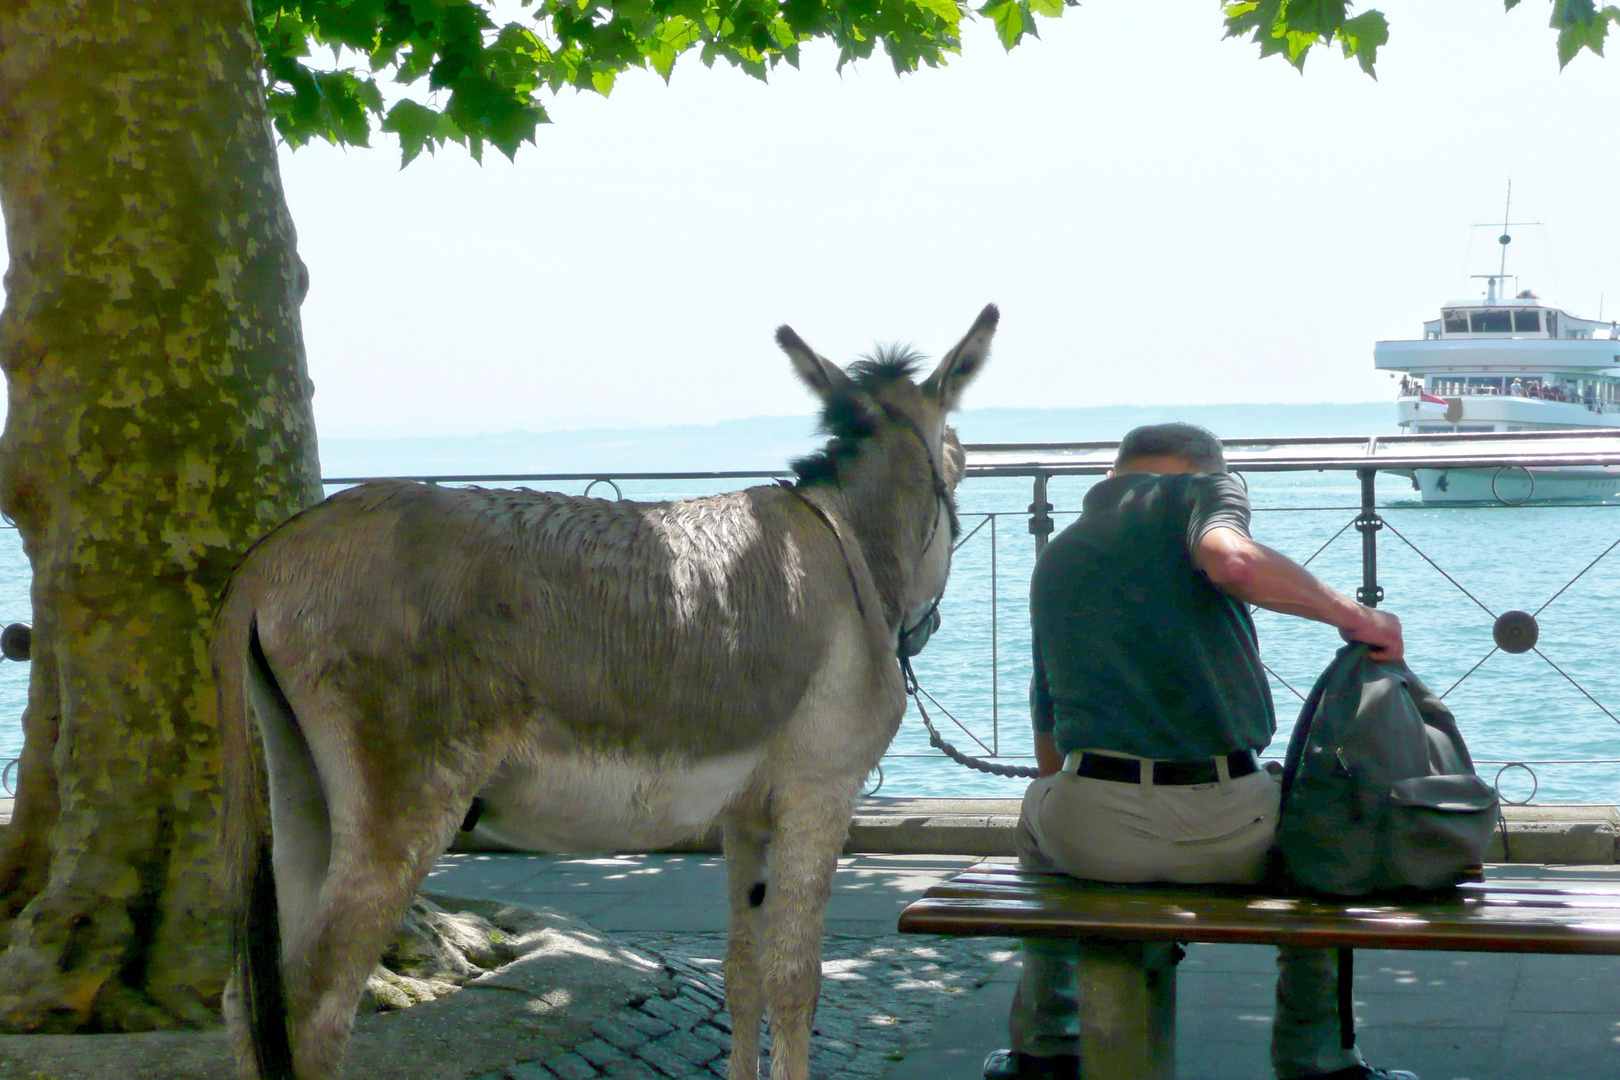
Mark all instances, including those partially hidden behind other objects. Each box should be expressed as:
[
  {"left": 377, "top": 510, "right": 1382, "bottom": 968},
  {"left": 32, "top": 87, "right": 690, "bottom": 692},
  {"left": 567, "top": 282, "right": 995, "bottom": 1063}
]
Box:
[{"left": 454, "top": 929, "right": 1013, "bottom": 1080}]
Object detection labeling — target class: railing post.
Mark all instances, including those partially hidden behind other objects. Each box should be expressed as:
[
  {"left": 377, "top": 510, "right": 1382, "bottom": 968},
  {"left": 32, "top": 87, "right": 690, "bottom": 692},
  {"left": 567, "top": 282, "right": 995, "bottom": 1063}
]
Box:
[
  {"left": 1029, "top": 473, "right": 1054, "bottom": 558},
  {"left": 1355, "top": 468, "right": 1383, "bottom": 607}
]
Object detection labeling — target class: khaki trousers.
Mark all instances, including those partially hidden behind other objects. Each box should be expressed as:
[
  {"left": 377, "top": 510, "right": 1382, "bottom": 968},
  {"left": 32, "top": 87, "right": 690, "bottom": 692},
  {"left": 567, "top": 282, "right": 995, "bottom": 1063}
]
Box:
[{"left": 1008, "top": 752, "right": 1365, "bottom": 1079}]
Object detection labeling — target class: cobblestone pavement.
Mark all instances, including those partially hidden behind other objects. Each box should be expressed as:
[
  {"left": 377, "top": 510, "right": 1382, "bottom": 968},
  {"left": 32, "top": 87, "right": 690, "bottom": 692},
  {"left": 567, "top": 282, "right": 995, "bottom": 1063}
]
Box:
[{"left": 467, "top": 932, "right": 1015, "bottom": 1080}]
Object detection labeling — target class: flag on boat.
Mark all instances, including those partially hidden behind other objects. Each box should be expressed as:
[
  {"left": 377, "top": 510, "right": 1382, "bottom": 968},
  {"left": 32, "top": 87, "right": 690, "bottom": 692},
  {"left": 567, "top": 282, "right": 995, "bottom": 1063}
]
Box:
[{"left": 1415, "top": 392, "right": 1448, "bottom": 416}]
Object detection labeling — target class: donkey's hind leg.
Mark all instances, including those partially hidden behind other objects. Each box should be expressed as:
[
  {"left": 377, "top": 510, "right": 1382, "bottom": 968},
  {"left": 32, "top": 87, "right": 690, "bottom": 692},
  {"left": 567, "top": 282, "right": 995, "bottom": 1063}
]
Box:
[
  {"left": 280, "top": 788, "right": 477, "bottom": 1079},
  {"left": 722, "top": 814, "right": 772, "bottom": 1080},
  {"left": 759, "top": 780, "right": 860, "bottom": 1080},
  {"left": 277, "top": 712, "right": 486, "bottom": 1080}
]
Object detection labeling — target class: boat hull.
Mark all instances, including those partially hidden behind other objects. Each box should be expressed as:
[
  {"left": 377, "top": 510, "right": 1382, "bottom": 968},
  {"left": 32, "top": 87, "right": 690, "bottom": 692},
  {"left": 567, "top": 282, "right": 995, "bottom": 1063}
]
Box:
[{"left": 1407, "top": 465, "right": 1620, "bottom": 504}]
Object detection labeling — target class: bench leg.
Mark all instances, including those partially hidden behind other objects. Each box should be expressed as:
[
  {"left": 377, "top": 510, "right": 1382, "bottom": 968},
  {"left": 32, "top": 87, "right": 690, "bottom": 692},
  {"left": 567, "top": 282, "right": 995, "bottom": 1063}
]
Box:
[{"left": 1074, "top": 941, "right": 1176, "bottom": 1080}]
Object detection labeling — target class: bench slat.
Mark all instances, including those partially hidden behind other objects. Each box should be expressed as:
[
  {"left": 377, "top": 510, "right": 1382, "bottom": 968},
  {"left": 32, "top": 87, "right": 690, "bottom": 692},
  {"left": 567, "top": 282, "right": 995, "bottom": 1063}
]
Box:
[
  {"left": 898, "top": 867, "right": 1620, "bottom": 955},
  {"left": 936, "top": 866, "right": 1620, "bottom": 898}
]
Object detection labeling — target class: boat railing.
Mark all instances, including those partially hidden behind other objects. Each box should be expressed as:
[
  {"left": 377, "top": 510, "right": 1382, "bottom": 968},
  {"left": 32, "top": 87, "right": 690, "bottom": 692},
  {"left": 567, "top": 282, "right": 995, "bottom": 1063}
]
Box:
[
  {"left": 1399, "top": 386, "right": 1612, "bottom": 407},
  {"left": 3, "top": 430, "right": 1620, "bottom": 806}
]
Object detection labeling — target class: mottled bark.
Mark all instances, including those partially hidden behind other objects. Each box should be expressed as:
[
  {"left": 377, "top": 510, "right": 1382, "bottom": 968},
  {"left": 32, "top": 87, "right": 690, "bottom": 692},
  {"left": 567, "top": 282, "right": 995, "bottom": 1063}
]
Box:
[{"left": 0, "top": 0, "right": 322, "bottom": 1030}]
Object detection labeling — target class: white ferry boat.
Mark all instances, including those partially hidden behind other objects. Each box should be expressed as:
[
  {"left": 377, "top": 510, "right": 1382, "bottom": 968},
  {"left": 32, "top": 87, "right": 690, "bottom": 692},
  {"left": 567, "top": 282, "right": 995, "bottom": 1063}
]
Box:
[{"left": 1374, "top": 260, "right": 1620, "bottom": 503}]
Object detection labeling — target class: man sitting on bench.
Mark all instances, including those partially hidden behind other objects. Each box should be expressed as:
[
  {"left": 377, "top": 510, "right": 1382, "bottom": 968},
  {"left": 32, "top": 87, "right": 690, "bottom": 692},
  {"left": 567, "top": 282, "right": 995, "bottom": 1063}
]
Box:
[{"left": 983, "top": 423, "right": 1412, "bottom": 1080}]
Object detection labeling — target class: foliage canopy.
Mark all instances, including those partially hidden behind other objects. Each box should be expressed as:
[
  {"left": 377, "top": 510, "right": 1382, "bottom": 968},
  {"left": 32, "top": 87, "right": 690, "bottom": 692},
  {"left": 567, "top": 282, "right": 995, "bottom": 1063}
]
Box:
[
  {"left": 254, "top": 0, "right": 1616, "bottom": 165},
  {"left": 1222, "top": 0, "right": 1617, "bottom": 77}
]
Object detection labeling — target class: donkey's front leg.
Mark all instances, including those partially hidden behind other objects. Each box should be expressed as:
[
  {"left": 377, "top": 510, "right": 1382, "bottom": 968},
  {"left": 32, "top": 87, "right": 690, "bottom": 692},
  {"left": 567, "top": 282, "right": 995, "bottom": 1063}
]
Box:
[
  {"left": 760, "top": 782, "right": 859, "bottom": 1080},
  {"left": 722, "top": 814, "right": 773, "bottom": 1080}
]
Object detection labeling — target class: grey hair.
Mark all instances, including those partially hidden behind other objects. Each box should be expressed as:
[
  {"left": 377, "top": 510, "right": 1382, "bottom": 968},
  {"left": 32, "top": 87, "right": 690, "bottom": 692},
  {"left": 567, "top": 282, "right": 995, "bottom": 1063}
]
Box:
[{"left": 1114, "top": 423, "right": 1227, "bottom": 473}]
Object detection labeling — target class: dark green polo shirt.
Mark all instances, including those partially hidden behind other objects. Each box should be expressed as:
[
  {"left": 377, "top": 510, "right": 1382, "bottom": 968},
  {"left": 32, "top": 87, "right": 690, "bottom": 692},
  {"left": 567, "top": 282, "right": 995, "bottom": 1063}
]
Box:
[{"left": 1029, "top": 471, "right": 1274, "bottom": 761}]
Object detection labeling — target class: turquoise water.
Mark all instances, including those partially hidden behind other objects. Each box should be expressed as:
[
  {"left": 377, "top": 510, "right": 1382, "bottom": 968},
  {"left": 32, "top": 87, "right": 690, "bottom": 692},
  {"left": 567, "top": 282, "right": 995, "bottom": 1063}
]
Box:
[{"left": 1, "top": 467, "right": 1616, "bottom": 805}]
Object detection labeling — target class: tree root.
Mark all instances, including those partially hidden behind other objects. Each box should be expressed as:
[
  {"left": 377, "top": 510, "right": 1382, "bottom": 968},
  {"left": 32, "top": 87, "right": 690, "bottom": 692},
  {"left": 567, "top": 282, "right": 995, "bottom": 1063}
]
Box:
[{"left": 360, "top": 894, "right": 555, "bottom": 1012}]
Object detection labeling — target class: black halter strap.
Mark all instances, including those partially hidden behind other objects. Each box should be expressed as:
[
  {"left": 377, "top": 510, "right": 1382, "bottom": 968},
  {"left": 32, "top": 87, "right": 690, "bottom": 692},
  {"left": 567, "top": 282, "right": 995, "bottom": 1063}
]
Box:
[
  {"left": 781, "top": 406, "right": 955, "bottom": 636},
  {"left": 882, "top": 405, "right": 959, "bottom": 550},
  {"left": 777, "top": 479, "right": 865, "bottom": 620},
  {"left": 879, "top": 405, "right": 957, "bottom": 644}
]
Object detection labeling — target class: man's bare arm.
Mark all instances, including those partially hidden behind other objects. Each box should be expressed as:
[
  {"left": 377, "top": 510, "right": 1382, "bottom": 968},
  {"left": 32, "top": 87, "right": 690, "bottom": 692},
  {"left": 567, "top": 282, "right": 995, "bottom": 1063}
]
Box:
[
  {"left": 1194, "top": 526, "right": 1404, "bottom": 662},
  {"left": 1033, "top": 729, "right": 1065, "bottom": 777}
]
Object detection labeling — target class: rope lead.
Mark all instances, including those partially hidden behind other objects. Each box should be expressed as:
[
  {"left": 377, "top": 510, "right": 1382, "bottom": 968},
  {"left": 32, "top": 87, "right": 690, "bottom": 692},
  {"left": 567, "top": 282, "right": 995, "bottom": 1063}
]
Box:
[{"left": 901, "top": 656, "right": 1039, "bottom": 779}]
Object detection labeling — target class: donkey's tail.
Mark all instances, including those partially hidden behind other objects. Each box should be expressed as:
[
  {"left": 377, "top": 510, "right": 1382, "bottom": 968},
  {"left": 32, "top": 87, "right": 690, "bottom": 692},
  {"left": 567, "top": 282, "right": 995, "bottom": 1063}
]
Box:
[
  {"left": 216, "top": 595, "right": 296, "bottom": 1080},
  {"left": 242, "top": 830, "right": 293, "bottom": 1080}
]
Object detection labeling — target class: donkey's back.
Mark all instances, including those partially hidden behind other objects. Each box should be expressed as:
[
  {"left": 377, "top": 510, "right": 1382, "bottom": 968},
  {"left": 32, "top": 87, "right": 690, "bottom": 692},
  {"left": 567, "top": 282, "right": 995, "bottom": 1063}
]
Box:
[{"left": 233, "top": 477, "right": 885, "bottom": 761}]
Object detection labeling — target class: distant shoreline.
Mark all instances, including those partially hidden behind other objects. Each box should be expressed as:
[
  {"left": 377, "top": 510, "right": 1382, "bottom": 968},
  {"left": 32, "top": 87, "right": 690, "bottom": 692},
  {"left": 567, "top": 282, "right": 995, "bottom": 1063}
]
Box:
[{"left": 319, "top": 402, "right": 1393, "bottom": 478}]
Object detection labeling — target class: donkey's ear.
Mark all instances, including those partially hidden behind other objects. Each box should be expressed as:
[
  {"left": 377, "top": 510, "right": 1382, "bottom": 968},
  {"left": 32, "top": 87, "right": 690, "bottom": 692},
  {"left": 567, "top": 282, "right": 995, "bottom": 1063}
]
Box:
[
  {"left": 778, "top": 325, "right": 855, "bottom": 399},
  {"left": 921, "top": 303, "right": 998, "bottom": 412}
]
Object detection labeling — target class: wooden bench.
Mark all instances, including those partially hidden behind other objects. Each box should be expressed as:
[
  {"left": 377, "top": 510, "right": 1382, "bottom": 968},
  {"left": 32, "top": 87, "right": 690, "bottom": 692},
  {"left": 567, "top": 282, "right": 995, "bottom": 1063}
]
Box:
[{"left": 897, "top": 863, "right": 1620, "bottom": 1080}]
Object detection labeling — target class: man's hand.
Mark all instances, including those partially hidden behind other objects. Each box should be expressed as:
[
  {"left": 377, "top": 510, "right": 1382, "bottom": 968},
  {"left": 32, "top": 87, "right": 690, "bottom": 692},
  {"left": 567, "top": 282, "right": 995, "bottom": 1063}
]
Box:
[
  {"left": 1340, "top": 605, "right": 1404, "bottom": 664},
  {"left": 1196, "top": 526, "right": 1404, "bottom": 664}
]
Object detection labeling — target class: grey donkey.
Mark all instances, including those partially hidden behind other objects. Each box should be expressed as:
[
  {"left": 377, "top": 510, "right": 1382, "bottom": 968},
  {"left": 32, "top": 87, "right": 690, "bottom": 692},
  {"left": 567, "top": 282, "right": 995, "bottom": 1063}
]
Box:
[{"left": 216, "top": 305, "right": 998, "bottom": 1080}]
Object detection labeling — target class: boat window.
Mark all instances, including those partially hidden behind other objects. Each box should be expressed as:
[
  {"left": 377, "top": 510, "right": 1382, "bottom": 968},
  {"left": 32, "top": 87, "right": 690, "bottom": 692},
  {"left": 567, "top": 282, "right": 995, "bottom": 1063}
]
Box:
[
  {"left": 1547, "top": 312, "right": 1559, "bottom": 338},
  {"left": 1443, "top": 310, "right": 1469, "bottom": 333},
  {"left": 1513, "top": 310, "right": 1541, "bottom": 332},
  {"left": 1470, "top": 310, "right": 1513, "bottom": 333}
]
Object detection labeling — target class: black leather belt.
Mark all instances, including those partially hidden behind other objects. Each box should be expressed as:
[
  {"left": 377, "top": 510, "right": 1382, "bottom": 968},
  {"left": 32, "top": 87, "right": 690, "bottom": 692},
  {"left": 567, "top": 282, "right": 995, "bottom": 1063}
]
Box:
[{"left": 1073, "top": 749, "right": 1258, "bottom": 786}]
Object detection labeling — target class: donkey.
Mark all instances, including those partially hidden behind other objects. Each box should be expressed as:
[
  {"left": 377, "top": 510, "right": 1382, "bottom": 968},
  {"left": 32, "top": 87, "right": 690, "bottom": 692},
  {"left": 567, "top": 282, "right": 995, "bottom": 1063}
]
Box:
[{"left": 215, "top": 305, "right": 997, "bottom": 1080}]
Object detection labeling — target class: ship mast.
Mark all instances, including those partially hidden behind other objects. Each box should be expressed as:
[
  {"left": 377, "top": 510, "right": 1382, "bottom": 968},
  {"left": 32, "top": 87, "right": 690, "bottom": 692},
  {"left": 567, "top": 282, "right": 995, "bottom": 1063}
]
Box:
[
  {"left": 1472, "top": 181, "right": 1539, "bottom": 304},
  {"left": 1497, "top": 181, "right": 1511, "bottom": 287}
]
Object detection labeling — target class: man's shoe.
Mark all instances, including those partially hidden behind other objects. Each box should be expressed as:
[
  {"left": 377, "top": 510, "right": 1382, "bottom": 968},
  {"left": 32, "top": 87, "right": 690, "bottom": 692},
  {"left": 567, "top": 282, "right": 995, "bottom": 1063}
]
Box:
[
  {"left": 981, "top": 1049, "right": 1080, "bottom": 1080},
  {"left": 1292, "top": 1067, "right": 1419, "bottom": 1080}
]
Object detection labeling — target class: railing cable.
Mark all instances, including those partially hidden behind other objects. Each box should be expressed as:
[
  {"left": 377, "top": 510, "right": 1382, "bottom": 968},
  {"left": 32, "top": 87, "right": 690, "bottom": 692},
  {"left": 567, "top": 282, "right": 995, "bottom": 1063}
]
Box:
[
  {"left": 1532, "top": 648, "right": 1620, "bottom": 725},
  {"left": 952, "top": 514, "right": 991, "bottom": 553},
  {"left": 1441, "top": 648, "right": 1499, "bottom": 700},
  {"left": 1378, "top": 519, "right": 1498, "bottom": 619},
  {"left": 1531, "top": 533, "right": 1620, "bottom": 617},
  {"left": 1263, "top": 662, "right": 1308, "bottom": 702},
  {"left": 1299, "top": 516, "right": 1357, "bottom": 571}
]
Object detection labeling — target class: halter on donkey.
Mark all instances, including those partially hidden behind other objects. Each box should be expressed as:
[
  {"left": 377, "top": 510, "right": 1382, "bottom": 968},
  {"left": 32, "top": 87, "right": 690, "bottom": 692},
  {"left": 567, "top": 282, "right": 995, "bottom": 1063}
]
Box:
[{"left": 215, "top": 305, "right": 997, "bottom": 1080}]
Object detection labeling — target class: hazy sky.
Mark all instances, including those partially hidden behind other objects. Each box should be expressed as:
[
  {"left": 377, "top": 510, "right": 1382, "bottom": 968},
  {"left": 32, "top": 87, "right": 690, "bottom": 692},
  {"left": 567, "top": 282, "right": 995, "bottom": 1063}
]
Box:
[{"left": 8, "top": 3, "right": 1620, "bottom": 440}]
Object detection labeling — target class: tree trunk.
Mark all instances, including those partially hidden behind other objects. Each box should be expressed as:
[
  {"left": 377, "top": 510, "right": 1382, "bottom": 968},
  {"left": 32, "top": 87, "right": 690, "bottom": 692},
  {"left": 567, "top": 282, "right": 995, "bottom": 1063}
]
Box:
[{"left": 0, "top": 0, "right": 321, "bottom": 1031}]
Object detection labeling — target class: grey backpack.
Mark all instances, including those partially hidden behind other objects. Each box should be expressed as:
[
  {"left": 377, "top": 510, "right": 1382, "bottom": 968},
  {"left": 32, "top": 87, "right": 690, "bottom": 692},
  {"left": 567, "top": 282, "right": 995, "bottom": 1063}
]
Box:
[{"left": 1275, "top": 643, "right": 1500, "bottom": 895}]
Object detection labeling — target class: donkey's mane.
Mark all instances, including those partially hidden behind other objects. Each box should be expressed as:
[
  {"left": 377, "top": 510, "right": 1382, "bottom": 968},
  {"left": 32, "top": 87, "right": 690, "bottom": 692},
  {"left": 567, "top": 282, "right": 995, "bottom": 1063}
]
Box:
[{"left": 791, "top": 345, "right": 927, "bottom": 488}]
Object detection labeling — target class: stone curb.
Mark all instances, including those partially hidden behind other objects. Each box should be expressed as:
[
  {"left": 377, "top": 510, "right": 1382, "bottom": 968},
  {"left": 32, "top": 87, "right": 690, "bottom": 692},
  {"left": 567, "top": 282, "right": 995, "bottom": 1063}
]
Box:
[
  {"left": 455, "top": 798, "right": 1620, "bottom": 865},
  {"left": 6, "top": 796, "right": 1615, "bottom": 864}
]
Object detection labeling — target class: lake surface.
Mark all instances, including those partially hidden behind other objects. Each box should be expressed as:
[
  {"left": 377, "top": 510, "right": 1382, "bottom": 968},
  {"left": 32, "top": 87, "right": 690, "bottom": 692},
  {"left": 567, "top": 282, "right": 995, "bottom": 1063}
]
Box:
[{"left": 1, "top": 413, "right": 1616, "bottom": 806}]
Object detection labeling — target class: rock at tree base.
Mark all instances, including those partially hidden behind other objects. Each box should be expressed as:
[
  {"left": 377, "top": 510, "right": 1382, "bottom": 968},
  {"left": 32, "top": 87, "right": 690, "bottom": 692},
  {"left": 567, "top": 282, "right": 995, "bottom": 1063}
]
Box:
[{"left": 0, "top": 899, "right": 670, "bottom": 1080}]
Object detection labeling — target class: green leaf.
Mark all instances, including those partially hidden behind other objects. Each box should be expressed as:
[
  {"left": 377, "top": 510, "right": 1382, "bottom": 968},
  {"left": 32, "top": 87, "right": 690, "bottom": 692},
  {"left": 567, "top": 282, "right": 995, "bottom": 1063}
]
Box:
[
  {"left": 1338, "top": 10, "right": 1389, "bottom": 77},
  {"left": 380, "top": 98, "right": 442, "bottom": 165},
  {"left": 1223, "top": 0, "right": 1384, "bottom": 76},
  {"left": 909, "top": 0, "right": 964, "bottom": 26},
  {"left": 980, "top": 0, "right": 1026, "bottom": 49},
  {"left": 1553, "top": 2, "right": 1617, "bottom": 66}
]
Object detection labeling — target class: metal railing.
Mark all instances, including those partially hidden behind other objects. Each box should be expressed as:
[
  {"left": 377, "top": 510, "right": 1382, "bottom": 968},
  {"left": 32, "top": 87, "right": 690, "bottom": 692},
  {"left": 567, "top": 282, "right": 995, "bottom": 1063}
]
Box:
[
  {"left": 2, "top": 429, "right": 1619, "bottom": 804},
  {"left": 931, "top": 432, "right": 1620, "bottom": 797}
]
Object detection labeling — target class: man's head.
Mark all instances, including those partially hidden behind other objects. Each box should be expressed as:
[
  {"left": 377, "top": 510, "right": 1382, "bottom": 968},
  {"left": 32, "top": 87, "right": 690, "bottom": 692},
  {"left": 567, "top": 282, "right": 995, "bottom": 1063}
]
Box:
[{"left": 1113, "top": 423, "right": 1227, "bottom": 475}]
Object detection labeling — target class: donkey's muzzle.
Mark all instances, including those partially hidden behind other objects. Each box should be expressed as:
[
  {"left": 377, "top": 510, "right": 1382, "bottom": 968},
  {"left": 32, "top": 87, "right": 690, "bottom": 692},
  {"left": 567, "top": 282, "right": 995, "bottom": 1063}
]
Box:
[{"left": 898, "top": 604, "right": 942, "bottom": 660}]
